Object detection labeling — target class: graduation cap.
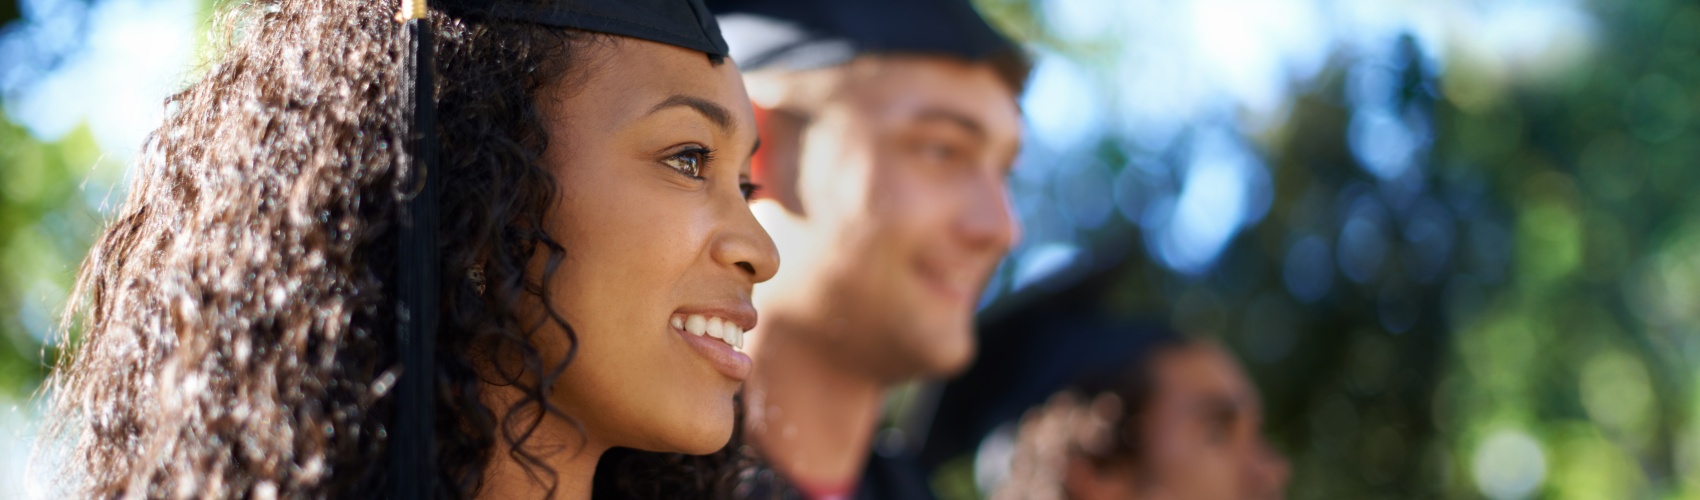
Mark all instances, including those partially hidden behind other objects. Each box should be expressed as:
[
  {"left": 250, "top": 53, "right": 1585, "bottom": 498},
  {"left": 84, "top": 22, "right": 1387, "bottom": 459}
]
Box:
[
  {"left": 434, "top": 0, "right": 729, "bottom": 56},
  {"left": 707, "top": 0, "right": 1024, "bottom": 72},
  {"left": 915, "top": 276, "right": 1184, "bottom": 475},
  {"left": 920, "top": 318, "right": 1183, "bottom": 474},
  {"left": 389, "top": 1, "right": 728, "bottom": 497}
]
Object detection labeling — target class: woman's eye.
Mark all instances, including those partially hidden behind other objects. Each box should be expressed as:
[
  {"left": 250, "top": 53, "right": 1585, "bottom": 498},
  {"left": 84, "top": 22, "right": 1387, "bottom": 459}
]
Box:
[
  {"left": 740, "top": 182, "right": 761, "bottom": 201},
  {"left": 1206, "top": 416, "right": 1235, "bottom": 444},
  {"left": 1209, "top": 425, "right": 1231, "bottom": 444},
  {"left": 663, "top": 149, "right": 709, "bottom": 178}
]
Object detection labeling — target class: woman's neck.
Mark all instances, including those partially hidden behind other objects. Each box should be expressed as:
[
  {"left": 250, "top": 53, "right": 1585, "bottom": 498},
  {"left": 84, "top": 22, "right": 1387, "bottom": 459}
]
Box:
[{"left": 477, "top": 385, "right": 608, "bottom": 500}]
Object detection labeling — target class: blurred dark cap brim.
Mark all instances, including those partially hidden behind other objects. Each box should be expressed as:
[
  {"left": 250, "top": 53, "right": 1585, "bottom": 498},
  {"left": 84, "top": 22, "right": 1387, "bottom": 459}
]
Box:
[{"left": 709, "top": 0, "right": 1030, "bottom": 90}]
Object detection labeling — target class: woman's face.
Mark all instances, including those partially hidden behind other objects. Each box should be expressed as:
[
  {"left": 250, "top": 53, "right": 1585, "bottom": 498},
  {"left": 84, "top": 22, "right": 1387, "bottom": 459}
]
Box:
[{"left": 530, "top": 37, "right": 777, "bottom": 454}]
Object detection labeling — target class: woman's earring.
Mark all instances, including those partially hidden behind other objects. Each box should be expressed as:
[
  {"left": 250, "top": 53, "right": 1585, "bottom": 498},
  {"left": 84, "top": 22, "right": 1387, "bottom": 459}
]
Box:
[{"left": 468, "top": 263, "right": 487, "bottom": 296}]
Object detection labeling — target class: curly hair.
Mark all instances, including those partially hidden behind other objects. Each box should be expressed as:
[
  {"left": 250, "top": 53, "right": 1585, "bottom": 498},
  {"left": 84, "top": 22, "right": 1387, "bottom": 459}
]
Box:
[{"left": 41, "top": 0, "right": 603, "bottom": 496}]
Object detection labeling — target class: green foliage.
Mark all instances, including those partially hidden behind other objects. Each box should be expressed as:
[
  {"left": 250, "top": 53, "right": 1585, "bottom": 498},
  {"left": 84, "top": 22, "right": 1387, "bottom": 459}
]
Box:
[
  {"left": 0, "top": 108, "right": 122, "bottom": 402},
  {"left": 1429, "top": 1, "right": 1700, "bottom": 497}
]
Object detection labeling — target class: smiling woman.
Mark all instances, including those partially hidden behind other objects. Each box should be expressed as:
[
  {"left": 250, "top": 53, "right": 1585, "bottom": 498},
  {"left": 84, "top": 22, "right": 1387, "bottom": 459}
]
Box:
[
  {"left": 483, "top": 34, "right": 776, "bottom": 497},
  {"left": 39, "top": 0, "right": 775, "bottom": 498}
]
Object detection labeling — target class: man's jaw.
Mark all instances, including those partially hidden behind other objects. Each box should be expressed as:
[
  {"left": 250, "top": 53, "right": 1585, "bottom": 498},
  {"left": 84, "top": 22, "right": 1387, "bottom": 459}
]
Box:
[{"left": 913, "top": 257, "right": 988, "bottom": 308}]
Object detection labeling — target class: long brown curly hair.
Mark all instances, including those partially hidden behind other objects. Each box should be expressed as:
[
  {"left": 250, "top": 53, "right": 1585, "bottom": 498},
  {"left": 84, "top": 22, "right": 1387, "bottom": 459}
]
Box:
[{"left": 42, "top": 0, "right": 602, "bottom": 496}]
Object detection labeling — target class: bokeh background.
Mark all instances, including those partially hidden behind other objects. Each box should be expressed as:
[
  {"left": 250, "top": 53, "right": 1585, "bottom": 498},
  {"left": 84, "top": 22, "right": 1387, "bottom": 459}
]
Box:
[{"left": 1, "top": 0, "right": 1696, "bottom": 498}]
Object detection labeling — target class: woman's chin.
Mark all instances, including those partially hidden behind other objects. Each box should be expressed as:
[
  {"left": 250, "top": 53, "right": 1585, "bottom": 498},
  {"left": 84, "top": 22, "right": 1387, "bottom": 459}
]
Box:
[
  {"left": 672, "top": 433, "right": 732, "bottom": 455},
  {"left": 671, "top": 414, "right": 735, "bottom": 455},
  {"left": 632, "top": 402, "right": 735, "bottom": 455}
]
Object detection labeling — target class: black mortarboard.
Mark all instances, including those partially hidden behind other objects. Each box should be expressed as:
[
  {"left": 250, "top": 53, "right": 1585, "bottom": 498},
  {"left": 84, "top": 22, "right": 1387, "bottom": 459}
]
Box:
[
  {"left": 438, "top": 0, "right": 730, "bottom": 57},
  {"left": 389, "top": 1, "right": 728, "bottom": 497},
  {"left": 919, "top": 303, "right": 1183, "bottom": 474},
  {"left": 706, "top": 0, "right": 1022, "bottom": 71}
]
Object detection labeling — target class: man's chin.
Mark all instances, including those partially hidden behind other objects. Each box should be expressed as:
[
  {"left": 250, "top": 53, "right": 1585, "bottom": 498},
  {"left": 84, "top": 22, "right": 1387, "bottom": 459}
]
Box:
[{"left": 911, "top": 321, "right": 977, "bottom": 377}]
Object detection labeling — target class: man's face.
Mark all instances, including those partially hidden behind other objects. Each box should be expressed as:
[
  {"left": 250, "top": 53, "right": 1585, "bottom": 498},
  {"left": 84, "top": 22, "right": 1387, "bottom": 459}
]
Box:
[
  {"left": 1138, "top": 344, "right": 1290, "bottom": 500},
  {"left": 750, "top": 55, "right": 1021, "bottom": 381}
]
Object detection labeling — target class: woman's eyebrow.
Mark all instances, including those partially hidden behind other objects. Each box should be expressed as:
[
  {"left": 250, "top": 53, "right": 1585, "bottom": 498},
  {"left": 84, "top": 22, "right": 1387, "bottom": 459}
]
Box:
[{"left": 647, "top": 94, "right": 734, "bottom": 132}]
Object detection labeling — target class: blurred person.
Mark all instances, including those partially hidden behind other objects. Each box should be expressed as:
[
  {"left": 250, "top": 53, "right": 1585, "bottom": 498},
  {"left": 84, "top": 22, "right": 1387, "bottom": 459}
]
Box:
[
  {"left": 595, "top": 0, "right": 1028, "bottom": 498},
  {"left": 995, "top": 335, "right": 1291, "bottom": 500},
  {"left": 39, "top": 0, "right": 779, "bottom": 497}
]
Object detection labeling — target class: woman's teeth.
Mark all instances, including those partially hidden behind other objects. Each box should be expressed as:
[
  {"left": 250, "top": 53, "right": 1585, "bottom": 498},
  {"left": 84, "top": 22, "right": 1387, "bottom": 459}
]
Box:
[{"left": 671, "top": 314, "right": 745, "bottom": 350}]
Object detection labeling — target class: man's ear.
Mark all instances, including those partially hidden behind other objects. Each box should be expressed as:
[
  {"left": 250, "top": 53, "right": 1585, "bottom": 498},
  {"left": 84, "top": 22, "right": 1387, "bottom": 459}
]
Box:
[
  {"left": 750, "top": 104, "right": 773, "bottom": 189},
  {"left": 750, "top": 104, "right": 808, "bottom": 215}
]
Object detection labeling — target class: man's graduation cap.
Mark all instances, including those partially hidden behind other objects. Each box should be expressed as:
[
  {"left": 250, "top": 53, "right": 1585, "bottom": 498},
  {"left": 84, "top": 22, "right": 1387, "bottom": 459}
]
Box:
[
  {"left": 389, "top": 1, "right": 728, "bottom": 497},
  {"left": 707, "top": 0, "right": 1025, "bottom": 72}
]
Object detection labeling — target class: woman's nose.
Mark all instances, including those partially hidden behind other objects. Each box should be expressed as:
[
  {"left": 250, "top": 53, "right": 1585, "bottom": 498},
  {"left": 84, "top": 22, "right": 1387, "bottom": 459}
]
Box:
[{"left": 712, "top": 201, "right": 781, "bottom": 283}]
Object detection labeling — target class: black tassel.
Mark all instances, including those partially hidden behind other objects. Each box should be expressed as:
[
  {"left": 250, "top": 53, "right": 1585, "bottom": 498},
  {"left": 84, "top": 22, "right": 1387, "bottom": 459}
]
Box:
[{"left": 391, "top": 4, "right": 438, "bottom": 498}]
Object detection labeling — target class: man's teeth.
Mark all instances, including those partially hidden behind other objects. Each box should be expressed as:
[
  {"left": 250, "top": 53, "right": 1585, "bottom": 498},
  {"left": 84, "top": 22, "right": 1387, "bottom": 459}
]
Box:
[{"left": 673, "top": 314, "right": 745, "bottom": 350}]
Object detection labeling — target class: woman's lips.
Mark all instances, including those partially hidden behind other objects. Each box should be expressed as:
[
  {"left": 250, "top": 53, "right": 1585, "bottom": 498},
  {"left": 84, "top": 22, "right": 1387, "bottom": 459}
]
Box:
[
  {"left": 675, "top": 323, "right": 752, "bottom": 381},
  {"left": 669, "top": 306, "right": 756, "bottom": 381}
]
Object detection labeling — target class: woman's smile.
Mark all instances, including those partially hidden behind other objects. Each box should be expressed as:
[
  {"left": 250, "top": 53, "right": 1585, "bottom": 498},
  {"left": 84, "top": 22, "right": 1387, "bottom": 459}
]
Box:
[{"left": 670, "top": 304, "right": 757, "bottom": 381}]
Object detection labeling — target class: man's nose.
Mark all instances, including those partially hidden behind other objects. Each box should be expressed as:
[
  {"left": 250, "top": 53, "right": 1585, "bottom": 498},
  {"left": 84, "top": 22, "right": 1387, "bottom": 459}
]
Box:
[{"left": 955, "top": 172, "right": 1019, "bottom": 253}]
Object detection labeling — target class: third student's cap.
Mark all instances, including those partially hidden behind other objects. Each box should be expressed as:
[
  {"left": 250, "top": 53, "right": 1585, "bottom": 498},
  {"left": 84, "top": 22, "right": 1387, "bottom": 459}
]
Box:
[{"left": 705, "top": 0, "right": 1025, "bottom": 73}]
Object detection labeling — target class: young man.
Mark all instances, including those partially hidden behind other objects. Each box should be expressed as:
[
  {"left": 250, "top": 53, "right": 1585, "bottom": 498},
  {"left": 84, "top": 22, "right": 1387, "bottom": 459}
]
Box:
[{"left": 713, "top": 0, "right": 1029, "bottom": 498}]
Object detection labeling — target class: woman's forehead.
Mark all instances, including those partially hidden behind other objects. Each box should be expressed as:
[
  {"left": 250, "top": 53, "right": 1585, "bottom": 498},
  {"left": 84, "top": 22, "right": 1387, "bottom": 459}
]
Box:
[
  {"left": 1155, "top": 345, "right": 1258, "bottom": 410},
  {"left": 550, "top": 37, "right": 753, "bottom": 126},
  {"left": 578, "top": 37, "right": 734, "bottom": 89}
]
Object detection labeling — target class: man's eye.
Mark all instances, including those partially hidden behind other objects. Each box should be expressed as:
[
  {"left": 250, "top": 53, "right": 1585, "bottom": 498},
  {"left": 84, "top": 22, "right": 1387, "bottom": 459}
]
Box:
[
  {"left": 922, "top": 143, "right": 957, "bottom": 161},
  {"left": 918, "top": 140, "right": 971, "bottom": 166},
  {"left": 663, "top": 148, "right": 711, "bottom": 178}
]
